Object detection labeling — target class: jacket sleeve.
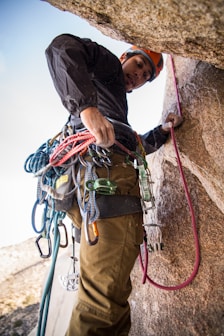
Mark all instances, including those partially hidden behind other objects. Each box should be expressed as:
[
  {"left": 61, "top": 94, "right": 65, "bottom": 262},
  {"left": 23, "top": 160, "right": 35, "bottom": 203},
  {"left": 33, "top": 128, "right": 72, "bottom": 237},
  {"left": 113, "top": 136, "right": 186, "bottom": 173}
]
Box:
[
  {"left": 140, "top": 126, "right": 169, "bottom": 155},
  {"left": 45, "top": 34, "right": 100, "bottom": 116}
]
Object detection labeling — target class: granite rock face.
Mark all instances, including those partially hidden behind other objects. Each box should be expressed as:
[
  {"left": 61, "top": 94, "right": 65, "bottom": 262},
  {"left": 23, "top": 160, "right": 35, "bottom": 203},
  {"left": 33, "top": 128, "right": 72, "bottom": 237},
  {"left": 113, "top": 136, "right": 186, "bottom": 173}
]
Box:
[
  {"left": 44, "top": 0, "right": 224, "bottom": 69},
  {"left": 129, "top": 56, "right": 224, "bottom": 336},
  {"left": 38, "top": 1, "right": 224, "bottom": 334}
]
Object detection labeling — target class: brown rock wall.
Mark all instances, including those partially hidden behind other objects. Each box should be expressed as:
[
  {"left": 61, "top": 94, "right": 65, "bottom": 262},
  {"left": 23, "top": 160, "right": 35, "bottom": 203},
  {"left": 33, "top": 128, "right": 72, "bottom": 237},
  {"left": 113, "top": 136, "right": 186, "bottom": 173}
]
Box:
[
  {"left": 44, "top": 0, "right": 224, "bottom": 69},
  {"left": 129, "top": 56, "right": 224, "bottom": 335}
]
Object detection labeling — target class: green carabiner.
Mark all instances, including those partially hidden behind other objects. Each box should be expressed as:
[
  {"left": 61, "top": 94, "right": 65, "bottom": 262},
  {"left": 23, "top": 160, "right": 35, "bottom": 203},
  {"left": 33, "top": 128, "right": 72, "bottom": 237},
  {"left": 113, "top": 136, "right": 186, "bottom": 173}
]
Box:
[{"left": 86, "top": 178, "right": 117, "bottom": 195}]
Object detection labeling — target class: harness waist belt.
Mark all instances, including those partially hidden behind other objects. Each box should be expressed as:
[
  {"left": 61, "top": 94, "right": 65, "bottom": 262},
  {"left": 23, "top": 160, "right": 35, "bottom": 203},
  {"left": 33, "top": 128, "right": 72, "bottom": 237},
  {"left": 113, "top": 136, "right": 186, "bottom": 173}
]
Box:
[{"left": 96, "top": 195, "right": 142, "bottom": 219}]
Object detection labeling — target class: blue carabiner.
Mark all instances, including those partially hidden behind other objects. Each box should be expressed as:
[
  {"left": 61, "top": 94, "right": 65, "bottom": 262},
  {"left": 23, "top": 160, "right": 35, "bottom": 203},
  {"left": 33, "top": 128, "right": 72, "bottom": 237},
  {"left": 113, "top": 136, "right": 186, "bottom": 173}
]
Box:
[{"left": 31, "top": 199, "right": 48, "bottom": 233}]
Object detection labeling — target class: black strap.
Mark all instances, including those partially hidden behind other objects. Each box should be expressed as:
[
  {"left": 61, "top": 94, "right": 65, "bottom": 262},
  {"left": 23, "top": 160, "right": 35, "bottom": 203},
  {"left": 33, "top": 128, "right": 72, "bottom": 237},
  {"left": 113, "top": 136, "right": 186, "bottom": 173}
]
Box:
[{"left": 96, "top": 195, "right": 142, "bottom": 219}]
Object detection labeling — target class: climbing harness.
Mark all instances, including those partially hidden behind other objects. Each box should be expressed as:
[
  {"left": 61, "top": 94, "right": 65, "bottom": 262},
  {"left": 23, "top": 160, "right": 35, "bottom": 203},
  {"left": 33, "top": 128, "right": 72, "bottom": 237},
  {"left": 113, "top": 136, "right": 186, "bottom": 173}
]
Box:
[{"left": 138, "top": 55, "right": 200, "bottom": 290}]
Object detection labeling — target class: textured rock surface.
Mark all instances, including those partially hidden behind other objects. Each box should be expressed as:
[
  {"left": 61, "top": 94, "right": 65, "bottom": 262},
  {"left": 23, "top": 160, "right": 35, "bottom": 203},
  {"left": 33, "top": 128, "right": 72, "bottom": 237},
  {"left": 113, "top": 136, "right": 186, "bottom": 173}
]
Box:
[
  {"left": 44, "top": 0, "right": 224, "bottom": 69},
  {"left": 129, "top": 56, "right": 224, "bottom": 335}
]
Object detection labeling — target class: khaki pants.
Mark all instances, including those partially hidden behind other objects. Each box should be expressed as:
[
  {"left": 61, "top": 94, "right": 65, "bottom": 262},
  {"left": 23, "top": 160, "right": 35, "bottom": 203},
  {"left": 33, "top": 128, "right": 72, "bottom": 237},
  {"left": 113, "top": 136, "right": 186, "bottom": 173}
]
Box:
[{"left": 66, "top": 154, "right": 143, "bottom": 335}]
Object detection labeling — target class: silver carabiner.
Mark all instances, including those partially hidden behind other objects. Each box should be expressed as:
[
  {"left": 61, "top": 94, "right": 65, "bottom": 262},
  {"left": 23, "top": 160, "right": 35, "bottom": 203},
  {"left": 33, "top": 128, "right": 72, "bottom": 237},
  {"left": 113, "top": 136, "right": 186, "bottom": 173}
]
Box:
[{"left": 95, "top": 146, "right": 111, "bottom": 159}]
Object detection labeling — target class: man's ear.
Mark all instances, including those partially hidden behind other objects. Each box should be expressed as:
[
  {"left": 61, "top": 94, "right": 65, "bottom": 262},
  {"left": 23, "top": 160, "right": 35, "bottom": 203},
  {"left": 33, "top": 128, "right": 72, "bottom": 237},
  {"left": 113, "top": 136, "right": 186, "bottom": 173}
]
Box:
[{"left": 120, "top": 52, "right": 127, "bottom": 64}]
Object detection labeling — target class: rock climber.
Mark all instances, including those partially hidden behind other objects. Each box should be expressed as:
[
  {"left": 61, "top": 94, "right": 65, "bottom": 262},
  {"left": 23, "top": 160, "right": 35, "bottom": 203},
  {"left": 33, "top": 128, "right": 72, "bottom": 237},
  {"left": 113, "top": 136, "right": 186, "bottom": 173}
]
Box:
[{"left": 45, "top": 33, "right": 183, "bottom": 336}]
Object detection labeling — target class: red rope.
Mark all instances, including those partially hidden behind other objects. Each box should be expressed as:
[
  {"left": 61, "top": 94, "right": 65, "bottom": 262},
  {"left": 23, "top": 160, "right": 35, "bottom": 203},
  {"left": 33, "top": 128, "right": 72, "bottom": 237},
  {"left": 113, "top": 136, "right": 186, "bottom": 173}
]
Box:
[
  {"left": 50, "top": 130, "right": 95, "bottom": 166},
  {"left": 49, "top": 130, "right": 136, "bottom": 167},
  {"left": 139, "top": 55, "right": 200, "bottom": 290}
]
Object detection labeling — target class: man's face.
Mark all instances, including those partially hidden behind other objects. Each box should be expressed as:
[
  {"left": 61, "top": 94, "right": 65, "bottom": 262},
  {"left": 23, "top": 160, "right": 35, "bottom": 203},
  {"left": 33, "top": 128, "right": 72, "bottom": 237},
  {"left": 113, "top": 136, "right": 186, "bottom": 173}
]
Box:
[{"left": 122, "top": 54, "right": 153, "bottom": 92}]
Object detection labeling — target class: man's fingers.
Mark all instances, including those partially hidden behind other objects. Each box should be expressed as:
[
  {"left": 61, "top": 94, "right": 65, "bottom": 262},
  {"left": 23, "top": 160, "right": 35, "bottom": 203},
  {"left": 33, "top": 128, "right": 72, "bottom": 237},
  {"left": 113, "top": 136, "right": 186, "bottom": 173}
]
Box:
[
  {"left": 94, "top": 124, "right": 115, "bottom": 148},
  {"left": 80, "top": 107, "right": 115, "bottom": 148}
]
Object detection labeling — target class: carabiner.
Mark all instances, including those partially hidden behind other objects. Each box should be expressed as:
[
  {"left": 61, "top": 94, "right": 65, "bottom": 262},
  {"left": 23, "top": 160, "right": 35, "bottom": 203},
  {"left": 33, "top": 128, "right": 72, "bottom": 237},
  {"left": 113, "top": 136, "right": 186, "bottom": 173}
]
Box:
[
  {"left": 84, "top": 213, "right": 99, "bottom": 246},
  {"left": 31, "top": 199, "right": 48, "bottom": 233},
  {"left": 78, "top": 154, "right": 88, "bottom": 167},
  {"left": 35, "top": 234, "right": 52, "bottom": 258},
  {"left": 92, "top": 156, "right": 103, "bottom": 167},
  {"left": 52, "top": 220, "right": 68, "bottom": 248},
  {"left": 95, "top": 146, "right": 111, "bottom": 159}
]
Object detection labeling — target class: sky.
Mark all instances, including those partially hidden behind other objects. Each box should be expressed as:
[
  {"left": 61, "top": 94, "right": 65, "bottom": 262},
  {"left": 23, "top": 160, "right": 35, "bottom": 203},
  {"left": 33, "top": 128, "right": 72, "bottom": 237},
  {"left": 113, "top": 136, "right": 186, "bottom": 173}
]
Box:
[{"left": 0, "top": 0, "right": 167, "bottom": 247}]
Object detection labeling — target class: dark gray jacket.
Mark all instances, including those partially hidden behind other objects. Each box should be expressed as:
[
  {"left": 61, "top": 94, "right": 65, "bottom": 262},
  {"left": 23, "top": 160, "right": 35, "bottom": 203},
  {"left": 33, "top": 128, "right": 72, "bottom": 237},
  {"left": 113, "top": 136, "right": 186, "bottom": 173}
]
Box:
[{"left": 45, "top": 34, "right": 168, "bottom": 154}]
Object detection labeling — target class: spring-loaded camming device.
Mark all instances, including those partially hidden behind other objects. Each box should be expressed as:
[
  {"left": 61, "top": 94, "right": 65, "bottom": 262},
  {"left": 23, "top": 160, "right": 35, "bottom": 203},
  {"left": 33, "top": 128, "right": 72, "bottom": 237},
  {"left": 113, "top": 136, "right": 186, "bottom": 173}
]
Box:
[{"left": 59, "top": 224, "right": 79, "bottom": 291}]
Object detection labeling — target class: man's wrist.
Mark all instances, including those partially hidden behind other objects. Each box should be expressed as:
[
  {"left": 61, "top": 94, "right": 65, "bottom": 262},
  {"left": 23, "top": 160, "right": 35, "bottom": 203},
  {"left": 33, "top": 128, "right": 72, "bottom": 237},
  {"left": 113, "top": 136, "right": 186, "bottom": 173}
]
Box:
[{"left": 160, "top": 125, "right": 170, "bottom": 135}]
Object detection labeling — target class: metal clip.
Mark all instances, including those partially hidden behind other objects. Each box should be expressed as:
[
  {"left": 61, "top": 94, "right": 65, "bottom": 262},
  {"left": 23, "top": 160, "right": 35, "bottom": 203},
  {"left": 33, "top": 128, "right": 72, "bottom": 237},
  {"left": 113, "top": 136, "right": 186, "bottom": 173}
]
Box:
[
  {"left": 31, "top": 199, "right": 48, "bottom": 234},
  {"left": 35, "top": 234, "right": 52, "bottom": 258},
  {"left": 138, "top": 165, "right": 155, "bottom": 207},
  {"left": 147, "top": 242, "right": 164, "bottom": 253},
  {"left": 84, "top": 213, "right": 99, "bottom": 246},
  {"left": 52, "top": 220, "right": 68, "bottom": 248},
  {"left": 95, "top": 146, "right": 111, "bottom": 158},
  {"left": 88, "top": 146, "right": 112, "bottom": 168},
  {"left": 59, "top": 272, "right": 79, "bottom": 291},
  {"left": 86, "top": 178, "right": 117, "bottom": 195}
]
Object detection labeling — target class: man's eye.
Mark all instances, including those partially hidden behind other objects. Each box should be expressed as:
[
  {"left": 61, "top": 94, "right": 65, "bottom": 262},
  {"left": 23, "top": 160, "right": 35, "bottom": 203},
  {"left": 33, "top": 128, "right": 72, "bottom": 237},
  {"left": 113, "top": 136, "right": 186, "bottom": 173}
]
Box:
[{"left": 137, "top": 62, "right": 143, "bottom": 68}]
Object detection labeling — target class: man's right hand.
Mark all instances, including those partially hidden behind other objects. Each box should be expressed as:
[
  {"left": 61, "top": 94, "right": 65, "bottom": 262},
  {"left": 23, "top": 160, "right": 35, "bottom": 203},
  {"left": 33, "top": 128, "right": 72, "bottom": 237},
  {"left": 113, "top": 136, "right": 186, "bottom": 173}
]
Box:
[{"left": 80, "top": 107, "right": 115, "bottom": 148}]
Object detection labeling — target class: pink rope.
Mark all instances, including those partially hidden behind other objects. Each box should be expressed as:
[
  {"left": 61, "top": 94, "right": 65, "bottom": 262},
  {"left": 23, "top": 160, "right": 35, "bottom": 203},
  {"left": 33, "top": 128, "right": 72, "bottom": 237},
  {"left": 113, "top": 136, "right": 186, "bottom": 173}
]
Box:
[{"left": 139, "top": 55, "right": 200, "bottom": 290}]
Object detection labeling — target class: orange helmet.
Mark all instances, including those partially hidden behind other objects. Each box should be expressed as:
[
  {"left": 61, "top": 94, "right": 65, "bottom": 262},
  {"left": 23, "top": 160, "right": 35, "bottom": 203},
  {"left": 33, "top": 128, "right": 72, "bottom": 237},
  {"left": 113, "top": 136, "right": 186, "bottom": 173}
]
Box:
[{"left": 120, "top": 45, "right": 163, "bottom": 82}]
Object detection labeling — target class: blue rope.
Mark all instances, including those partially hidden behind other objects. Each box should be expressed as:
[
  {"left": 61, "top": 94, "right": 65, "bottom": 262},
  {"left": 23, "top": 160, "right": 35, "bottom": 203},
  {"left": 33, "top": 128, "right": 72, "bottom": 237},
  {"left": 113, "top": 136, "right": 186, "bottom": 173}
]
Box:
[
  {"left": 24, "top": 135, "right": 69, "bottom": 334},
  {"left": 24, "top": 140, "right": 55, "bottom": 174},
  {"left": 36, "top": 210, "right": 64, "bottom": 336}
]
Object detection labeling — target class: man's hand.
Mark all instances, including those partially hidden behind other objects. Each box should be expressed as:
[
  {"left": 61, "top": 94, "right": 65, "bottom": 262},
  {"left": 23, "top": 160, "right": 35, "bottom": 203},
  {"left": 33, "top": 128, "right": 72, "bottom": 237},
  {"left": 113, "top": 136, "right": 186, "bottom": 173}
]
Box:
[
  {"left": 161, "top": 112, "right": 183, "bottom": 133},
  {"left": 80, "top": 107, "right": 115, "bottom": 148}
]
